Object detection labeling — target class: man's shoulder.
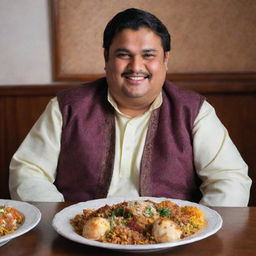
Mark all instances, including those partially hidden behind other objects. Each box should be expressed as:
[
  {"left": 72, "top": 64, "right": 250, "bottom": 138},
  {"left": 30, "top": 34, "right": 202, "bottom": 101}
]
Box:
[
  {"left": 163, "top": 80, "right": 204, "bottom": 102},
  {"left": 57, "top": 77, "right": 107, "bottom": 104}
]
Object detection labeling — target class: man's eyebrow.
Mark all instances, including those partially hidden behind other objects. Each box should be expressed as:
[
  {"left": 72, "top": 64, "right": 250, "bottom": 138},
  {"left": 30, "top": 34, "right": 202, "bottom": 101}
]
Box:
[
  {"left": 114, "top": 48, "right": 158, "bottom": 53},
  {"left": 142, "top": 49, "right": 158, "bottom": 53},
  {"left": 114, "top": 48, "right": 130, "bottom": 53}
]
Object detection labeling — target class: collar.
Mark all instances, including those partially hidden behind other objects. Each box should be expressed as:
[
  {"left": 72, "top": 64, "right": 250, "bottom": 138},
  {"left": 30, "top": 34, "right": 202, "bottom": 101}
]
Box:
[{"left": 107, "top": 90, "right": 163, "bottom": 118}]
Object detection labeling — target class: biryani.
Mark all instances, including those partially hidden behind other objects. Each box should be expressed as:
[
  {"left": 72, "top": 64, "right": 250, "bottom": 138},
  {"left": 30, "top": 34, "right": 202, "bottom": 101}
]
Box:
[
  {"left": 70, "top": 200, "right": 206, "bottom": 245},
  {"left": 0, "top": 206, "right": 24, "bottom": 237}
]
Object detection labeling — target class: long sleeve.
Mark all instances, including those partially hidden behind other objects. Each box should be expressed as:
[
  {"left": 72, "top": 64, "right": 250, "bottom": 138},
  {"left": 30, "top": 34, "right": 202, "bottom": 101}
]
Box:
[
  {"left": 193, "top": 101, "right": 252, "bottom": 206},
  {"left": 9, "top": 97, "right": 64, "bottom": 202}
]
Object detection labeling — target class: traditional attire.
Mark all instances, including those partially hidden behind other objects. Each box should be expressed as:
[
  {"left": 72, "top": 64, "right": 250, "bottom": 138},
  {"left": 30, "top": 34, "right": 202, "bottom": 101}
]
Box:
[
  {"left": 56, "top": 78, "right": 204, "bottom": 201},
  {"left": 9, "top": 78, "right": 252, "bottom": 206}
]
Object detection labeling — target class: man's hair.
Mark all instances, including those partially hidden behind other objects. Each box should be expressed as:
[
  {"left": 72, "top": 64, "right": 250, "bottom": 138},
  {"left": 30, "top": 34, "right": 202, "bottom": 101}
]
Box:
[{"left": 103, "top": 8, "right": 171, "bottom": 52}]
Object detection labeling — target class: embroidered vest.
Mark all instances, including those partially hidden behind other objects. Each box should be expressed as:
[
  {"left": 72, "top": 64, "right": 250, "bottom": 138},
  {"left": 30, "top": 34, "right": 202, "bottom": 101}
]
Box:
[{"left": 55, "top": 78, "right": 204, "bottom": 202}]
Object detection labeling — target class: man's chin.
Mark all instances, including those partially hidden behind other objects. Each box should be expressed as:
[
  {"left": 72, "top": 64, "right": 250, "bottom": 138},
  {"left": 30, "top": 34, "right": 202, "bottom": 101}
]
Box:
[{"left": 122, "top": 89, "right": 148, "bottom": 99}]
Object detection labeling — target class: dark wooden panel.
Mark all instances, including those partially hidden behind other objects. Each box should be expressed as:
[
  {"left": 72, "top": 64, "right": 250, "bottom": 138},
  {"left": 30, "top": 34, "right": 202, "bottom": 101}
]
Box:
[
  {"left": 1, "top": 75, "right": 255, "bottom": 204},
  {"left": 0, "top": 96, "right": 52, "bottom": 198},
  {"left": 205, "top": 94, "right": 256, "bottom": 206}
]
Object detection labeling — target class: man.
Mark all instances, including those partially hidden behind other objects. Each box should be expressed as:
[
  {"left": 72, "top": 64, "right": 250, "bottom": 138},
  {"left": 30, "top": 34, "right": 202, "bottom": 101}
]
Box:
[{"left": 9, "top": 8, "right": 251, "bottom": 206}]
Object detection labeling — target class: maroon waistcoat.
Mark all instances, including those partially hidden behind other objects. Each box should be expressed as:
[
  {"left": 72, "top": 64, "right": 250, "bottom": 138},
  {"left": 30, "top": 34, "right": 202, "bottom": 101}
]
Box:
[{"left": 55, "top": 78, "right": 205, "bottom": 202}]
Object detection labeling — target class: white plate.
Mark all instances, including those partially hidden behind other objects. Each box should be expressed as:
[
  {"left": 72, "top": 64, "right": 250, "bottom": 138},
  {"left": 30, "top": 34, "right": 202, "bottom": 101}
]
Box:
[
  {"left": 52, "top": 197, "right": 223, "bottom": 253},
  {"left": 0, "top": 199, "right": 41, "bottom": 247}
]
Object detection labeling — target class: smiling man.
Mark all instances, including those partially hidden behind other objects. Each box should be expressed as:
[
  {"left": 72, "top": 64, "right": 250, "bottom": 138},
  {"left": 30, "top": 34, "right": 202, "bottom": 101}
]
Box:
[
  {"left": 9, "top": 8, "right": 251, "bottom": 206},
  {"left": 104, "top": 27, "right": 169, "bottom": 117}
]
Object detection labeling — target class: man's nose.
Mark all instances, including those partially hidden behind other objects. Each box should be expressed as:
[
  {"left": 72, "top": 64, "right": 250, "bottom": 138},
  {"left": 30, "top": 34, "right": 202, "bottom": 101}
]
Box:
[{"left": 128, "top": 56, "right": 144, "bottom": 73}]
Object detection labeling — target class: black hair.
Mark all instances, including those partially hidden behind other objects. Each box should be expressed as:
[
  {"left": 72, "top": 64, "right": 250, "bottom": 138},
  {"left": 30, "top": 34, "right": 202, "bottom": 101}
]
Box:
[{"left": 103, "top": 8, "right": 171, "bottom": 52}]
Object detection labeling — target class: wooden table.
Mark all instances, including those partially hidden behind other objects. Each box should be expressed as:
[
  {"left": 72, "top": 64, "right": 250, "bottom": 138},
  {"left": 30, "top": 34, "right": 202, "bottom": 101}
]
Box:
[{"left": 0, "top": 202, "right": 255, "bottom": 256}]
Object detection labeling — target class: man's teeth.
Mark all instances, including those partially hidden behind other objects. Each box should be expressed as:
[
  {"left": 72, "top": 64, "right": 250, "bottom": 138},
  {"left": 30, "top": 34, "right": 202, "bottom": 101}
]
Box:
[{"left": 128, "top": 76, "right": 145, "bottom": 80}]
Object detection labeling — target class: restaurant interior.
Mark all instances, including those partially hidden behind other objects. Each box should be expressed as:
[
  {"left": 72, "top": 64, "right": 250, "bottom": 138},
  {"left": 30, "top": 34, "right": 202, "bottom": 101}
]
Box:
[{"left": 0, "top": 0, "right": 255, "bottom": 206}]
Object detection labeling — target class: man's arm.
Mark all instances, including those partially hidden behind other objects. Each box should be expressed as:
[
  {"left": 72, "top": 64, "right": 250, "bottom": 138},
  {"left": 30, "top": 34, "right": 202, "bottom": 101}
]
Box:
[
  {"left": 9, "top": 97, "right": 64, "bottom": 202},
  {"left": 193, "top": 101, "right": 252, "bottom": 206}
]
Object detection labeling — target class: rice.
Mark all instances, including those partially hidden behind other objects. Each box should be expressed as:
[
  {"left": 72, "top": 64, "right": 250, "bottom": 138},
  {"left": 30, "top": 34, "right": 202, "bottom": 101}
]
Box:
[{"left": 70, "top": 200, "right": 206, "bottom": 245}]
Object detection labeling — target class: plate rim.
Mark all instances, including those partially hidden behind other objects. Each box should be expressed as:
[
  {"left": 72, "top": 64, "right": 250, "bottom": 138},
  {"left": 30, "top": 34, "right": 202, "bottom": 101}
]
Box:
[
  {"left": 52, "top": 196, "right": 223, "bottom": 252},
  {"left": 0, "top": 199, "right": 41, "bottom": 245}
]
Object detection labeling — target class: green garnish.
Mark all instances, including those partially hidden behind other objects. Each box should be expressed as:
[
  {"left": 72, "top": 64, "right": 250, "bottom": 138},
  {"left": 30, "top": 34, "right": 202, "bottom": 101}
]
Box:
[
  {"left": 144, "top": 207, "right": 154, "bottom": 217},
  {"left": 157, "top": 208, "right": 170, "bottom": 217},
  {"left": 111, "top": 206, "right": 133, "bottom": 219},
  {"left": 123, "top": 211, "right": 133, "bottom": 219},
  {"left": 121, "top": 220, "right": 128, "bottom": 226},
  {"left": 111, "top": 206, "right": 124, "bottom": 217}
]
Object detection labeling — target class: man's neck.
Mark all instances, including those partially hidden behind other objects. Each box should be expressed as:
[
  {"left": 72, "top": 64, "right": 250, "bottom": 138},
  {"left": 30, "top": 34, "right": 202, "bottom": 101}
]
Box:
[
  {"left": 108, "top": 91, "right": 162, "bottom": 118},
  {"left": 118, "top": 105, "right": 150, "bottom": 117}
]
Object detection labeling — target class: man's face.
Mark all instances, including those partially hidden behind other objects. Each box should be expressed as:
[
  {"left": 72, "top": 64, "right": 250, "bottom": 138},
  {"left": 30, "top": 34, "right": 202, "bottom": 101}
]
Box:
[{"left": 104, "top": 27, "right": 169, "bottom": 107}]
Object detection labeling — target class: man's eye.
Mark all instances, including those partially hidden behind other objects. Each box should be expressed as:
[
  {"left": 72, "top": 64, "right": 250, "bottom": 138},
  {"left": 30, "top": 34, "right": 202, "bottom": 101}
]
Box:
[
  {"left": 117, "top": 53, "right": 130, "bottom": 58},
  {"left": 143, "top": 54, "right": 155, "bottom": 59}
]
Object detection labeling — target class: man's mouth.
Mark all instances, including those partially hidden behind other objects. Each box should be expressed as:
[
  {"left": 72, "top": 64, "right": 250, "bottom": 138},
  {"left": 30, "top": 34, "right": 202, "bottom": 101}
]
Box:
[
  {"left": 127, "top": 76, "right": 147, "bottom": 81},
  {"left": 122, "top": 71, "right": 151, "bottom": 80}
]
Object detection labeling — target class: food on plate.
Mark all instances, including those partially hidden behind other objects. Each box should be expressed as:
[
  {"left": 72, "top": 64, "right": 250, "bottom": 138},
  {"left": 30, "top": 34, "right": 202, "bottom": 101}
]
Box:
[
  {"left": 82, "top": 217, "right": 111, "bottom": 240},
  {"left": 152, "top": 218, "right": 182, "bottom": 243},
  {"left": 0, "top": 206, "right": 24, "bottom": 237},
  {"left": 70, "top": 199, "right": 206, "bottom": 245}
]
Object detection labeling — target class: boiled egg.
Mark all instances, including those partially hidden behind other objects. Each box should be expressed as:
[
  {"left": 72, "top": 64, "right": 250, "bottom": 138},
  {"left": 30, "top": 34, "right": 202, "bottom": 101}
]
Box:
[
  {"left": 152, "top": 218, "right": 182, "bottom": 243},
  {"left": 82, "top": 217, "right": 110, "bottom": 240}
]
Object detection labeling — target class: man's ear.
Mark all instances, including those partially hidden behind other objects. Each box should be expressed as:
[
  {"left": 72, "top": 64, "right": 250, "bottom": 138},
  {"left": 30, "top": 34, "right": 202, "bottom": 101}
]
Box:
[
  {"left": 164, "top": 51, "right": 170, "bottom": 70},
  {"left": 104, "top": 49, "right": 109, "bottom": 62}
]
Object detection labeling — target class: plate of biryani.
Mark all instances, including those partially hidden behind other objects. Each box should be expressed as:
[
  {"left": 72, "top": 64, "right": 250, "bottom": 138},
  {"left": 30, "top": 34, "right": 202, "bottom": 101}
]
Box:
[
  {"left": 0, "top": 199, "right": 41, "bottom": 247},
  {"left": 52, "top": 197, "right": 222, "bottom": 252}
]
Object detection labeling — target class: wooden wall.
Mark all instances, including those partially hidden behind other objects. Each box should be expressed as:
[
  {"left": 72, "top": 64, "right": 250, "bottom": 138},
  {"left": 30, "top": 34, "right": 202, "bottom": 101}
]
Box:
[
  {"left": 52, "top": 0, "right": 256, "bottom": 80},
  {"left": 0, "top": 74, "right": 256, "bottom": 205}
]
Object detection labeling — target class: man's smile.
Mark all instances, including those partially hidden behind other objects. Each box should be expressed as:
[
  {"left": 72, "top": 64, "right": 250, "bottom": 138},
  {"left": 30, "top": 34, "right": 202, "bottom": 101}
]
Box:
[{"left": 122, "top": 71, "right": 152, "bottom": 82}]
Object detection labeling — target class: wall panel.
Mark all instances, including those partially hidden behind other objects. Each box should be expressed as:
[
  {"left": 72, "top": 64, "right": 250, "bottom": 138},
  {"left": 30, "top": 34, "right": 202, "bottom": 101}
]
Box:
[{"left": 52, "top": 0, "right": 256, "bottom": 80}]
